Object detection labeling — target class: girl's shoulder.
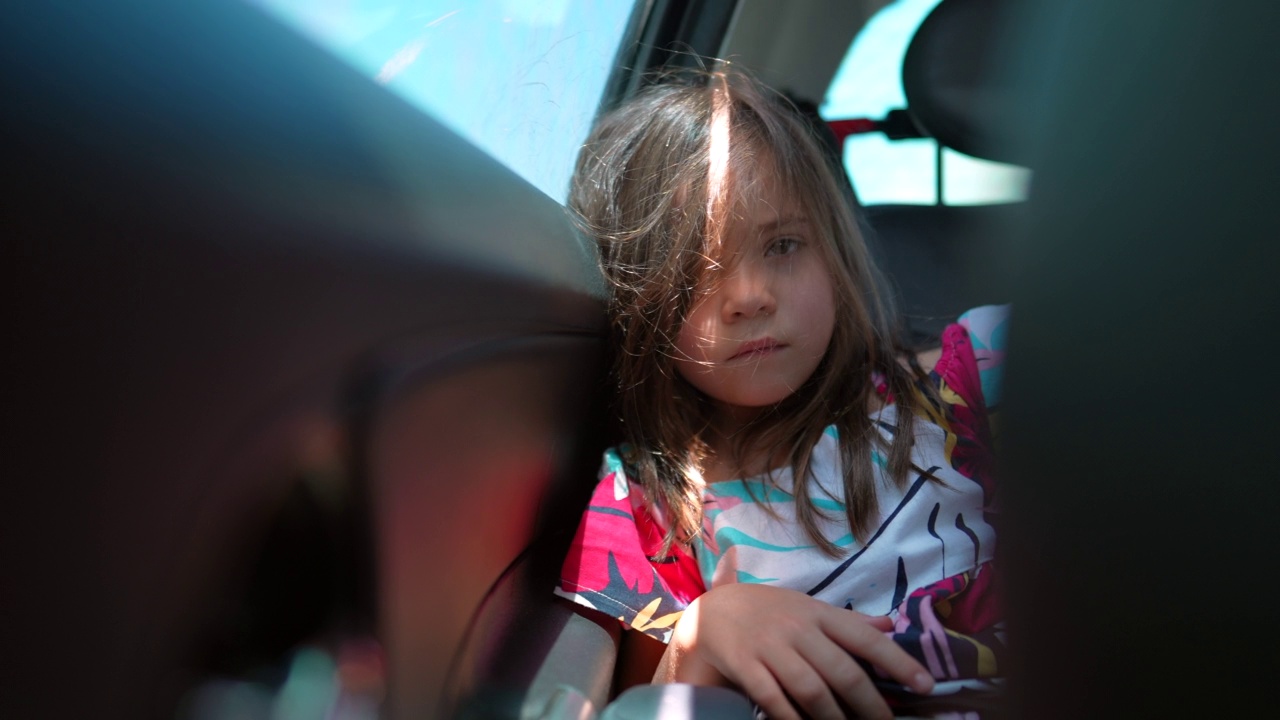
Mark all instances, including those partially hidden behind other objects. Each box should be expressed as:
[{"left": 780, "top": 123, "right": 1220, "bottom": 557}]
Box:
[
  {"left": 880, "top": 304, "right": 1010, "bottom": 412},
  {"left": 943, "top": 303, "right": 1011, "bottom": 410},
  {"left": 927, "top": 304, "right": 1008, "bottom": 493}
]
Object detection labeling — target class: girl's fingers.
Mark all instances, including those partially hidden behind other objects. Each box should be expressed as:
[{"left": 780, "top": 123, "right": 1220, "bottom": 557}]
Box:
[
  {"left": 736, "top": 664, "right": 803, "bottom": 720},
  {"left": 820, "top": 610, "right": 936, "bottom": 695},
  {"left": 762, "top": 650, "right": 846, "bottom": 720},
  {"left": 797, "top": 632, "right": 894, "bottom": 720},
  {"left": 855, "top": 613, "right": 895, "bottom": 632}
]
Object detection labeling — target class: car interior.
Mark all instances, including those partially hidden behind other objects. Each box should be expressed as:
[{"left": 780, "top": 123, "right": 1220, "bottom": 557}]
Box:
[{"left": 6, "top": 1, "right": 1278, "bottom": 719}]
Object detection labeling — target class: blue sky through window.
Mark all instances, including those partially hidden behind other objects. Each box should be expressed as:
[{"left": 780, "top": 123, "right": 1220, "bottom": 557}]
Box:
[{"left": 247, "top": 0, "right": 636, "bottom": 203}]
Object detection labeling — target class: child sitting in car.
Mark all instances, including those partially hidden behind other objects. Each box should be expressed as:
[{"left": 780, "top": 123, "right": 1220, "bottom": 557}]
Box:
[{"left": 556, "top": 68, "right": 1006, "bottom": 720}]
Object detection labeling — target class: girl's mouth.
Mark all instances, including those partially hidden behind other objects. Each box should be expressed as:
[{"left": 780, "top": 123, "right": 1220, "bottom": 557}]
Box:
[{"left": 728, "top": 338, "right": 784, "bottom": 361}]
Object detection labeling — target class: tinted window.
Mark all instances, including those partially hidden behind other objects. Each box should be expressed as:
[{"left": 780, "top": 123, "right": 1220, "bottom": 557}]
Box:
[{"left": 248, "top": 0, "right": 638, "bottom": 202}]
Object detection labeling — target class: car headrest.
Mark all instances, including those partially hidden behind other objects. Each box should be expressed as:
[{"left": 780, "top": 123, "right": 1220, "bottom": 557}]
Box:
[{"left": 902, "top": 0, "right": 1023, "bottom": 164}]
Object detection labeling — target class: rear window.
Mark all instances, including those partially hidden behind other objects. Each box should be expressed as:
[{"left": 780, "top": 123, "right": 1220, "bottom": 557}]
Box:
[{"left": 822, "top": 0, "right": 1030, "bottom": 205}]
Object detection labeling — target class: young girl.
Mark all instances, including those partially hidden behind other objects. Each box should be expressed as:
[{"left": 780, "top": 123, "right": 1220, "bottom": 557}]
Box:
[{"left": 555, "top": 68, "right": 1007, "bottom": 720}]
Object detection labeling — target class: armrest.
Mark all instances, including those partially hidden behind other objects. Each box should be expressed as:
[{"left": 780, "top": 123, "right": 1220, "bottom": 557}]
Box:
[
  {"left": 521, "top": 600, "right": 621, "bottom": 718},
  {"left": 599, "top": 684, "right": 755, "bottom": 720}
]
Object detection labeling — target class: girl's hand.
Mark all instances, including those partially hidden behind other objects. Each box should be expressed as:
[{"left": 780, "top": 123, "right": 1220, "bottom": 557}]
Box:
[{"left": 655, "top": 583, "right": 934, "bottom": 720}]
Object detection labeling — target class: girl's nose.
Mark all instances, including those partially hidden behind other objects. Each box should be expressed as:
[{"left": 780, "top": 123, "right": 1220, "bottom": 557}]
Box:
[{"left": 721, "top": 270, "right": 776, "bottom": 321}]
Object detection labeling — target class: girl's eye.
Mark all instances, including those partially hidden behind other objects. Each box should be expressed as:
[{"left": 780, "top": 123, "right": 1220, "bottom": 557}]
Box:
[{"left": 766, "top": 237, "right": 801, "bottom": 257}]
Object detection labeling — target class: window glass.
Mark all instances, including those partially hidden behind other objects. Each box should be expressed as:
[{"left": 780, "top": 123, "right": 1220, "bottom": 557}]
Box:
[
  {"left": 821, "top": 0, "right": 1030, "bottom": 205},
  {"left": 246, "top": 0, "right": 638, "bottom": 203}
]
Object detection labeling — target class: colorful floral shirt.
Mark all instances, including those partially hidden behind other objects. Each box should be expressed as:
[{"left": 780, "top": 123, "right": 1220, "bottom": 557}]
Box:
[{"left": 556, "top": 305, "right": 1010, "bottom": 682}]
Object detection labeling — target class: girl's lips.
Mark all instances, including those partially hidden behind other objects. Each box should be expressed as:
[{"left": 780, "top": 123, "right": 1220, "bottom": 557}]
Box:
[{"left": 728, "top": 338, "right": 784, "bottom": 360}]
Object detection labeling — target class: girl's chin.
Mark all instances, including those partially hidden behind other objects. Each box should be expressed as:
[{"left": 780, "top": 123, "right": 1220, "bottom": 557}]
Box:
[{"left": 710, "top": 392, "right": 797, "bottom": 417}]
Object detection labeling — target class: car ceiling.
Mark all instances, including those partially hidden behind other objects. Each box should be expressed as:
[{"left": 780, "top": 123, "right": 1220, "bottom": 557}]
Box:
[{"left": 720, "top": 0, "right": 894, "bottom": 104}]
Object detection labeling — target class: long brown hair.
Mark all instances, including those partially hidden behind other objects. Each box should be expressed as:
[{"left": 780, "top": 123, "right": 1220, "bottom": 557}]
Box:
[{"left": 569, "top": 68, "right": 935, "bottom": 558}]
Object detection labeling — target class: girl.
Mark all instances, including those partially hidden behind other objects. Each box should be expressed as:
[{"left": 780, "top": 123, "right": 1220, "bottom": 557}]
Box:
[{"left": 556, "top": 68, "right": 1007, "bottom": 720}]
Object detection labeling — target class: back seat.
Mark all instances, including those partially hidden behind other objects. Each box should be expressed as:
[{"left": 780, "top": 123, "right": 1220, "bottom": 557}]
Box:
[{"left": 851, "top": 0, "right": 1027, "bottom": 346}]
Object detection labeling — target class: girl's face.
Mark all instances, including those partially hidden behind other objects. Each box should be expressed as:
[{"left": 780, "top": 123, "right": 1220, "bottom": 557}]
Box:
[{"left": 673, "top": 167, "right": 836, "bottom": 422}]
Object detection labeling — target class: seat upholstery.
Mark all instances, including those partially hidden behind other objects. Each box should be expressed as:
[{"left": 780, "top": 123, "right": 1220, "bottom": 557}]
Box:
[{"left": 855, "top": 0, "right": 1026, "bottom": 346}]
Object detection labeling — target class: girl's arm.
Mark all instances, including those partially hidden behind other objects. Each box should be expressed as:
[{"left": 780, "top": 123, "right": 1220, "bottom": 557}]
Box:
[{"left": 654, "top": 583, "right": 934, "bottom": 720}]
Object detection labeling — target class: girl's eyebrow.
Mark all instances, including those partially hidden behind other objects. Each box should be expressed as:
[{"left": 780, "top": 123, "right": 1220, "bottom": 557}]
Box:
[{"left": 756, "top": 215, "right": 809, "bottom": 233}]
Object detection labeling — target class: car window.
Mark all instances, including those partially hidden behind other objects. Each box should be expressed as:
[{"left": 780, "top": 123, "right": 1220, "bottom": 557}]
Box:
[
  {"left": 822, "top": 0, "right": 1030, "bottom": 206},
  {"left": 246, "top": 0, "right": 639, "bottom": 203}
]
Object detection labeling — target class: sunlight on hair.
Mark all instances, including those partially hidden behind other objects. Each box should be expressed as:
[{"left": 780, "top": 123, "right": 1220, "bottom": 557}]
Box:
[
  {"left": 678, "top": 310, "right": 721, "bottom": 371},
  {"left": 704, "top": 73, "right": 732, "bottom": 264},
  {"left": 687, "top": 463, "right": 707, "bottom": 491}
]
